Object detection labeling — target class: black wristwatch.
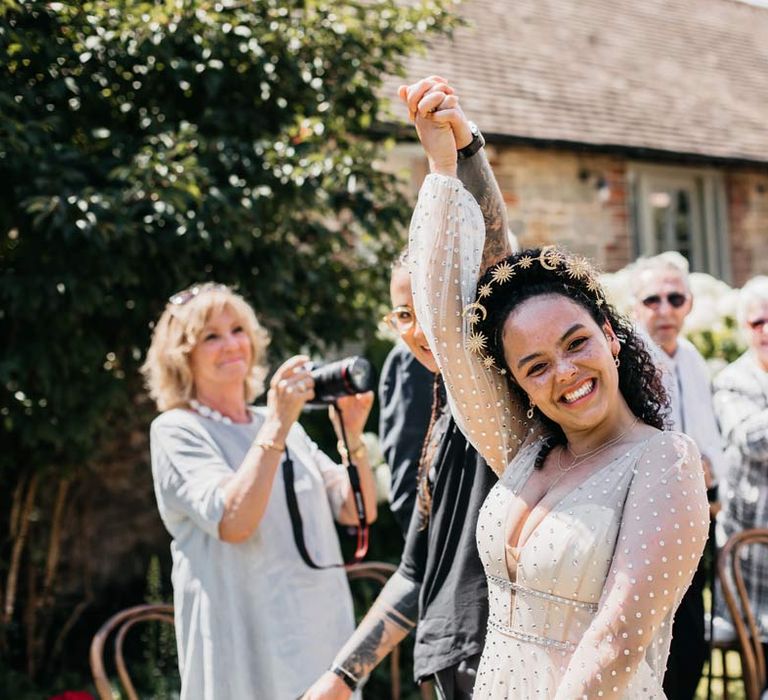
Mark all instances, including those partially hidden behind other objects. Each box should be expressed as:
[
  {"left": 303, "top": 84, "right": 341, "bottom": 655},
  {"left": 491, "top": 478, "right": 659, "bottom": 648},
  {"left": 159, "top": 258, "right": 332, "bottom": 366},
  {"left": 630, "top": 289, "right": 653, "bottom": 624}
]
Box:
[
  {"left": 331, "top": 665, "right": 358, "bottom": 691},
  {"left": 457, "top": 121, "right": 485, "bottom": 160}
]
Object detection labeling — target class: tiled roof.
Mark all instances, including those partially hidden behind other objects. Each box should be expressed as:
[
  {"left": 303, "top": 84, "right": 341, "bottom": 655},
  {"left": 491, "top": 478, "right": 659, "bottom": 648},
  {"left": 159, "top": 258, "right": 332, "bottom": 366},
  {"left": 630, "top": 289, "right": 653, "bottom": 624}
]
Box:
[{"left": 383, "top": 0, "right": 768, "bottom": 163}]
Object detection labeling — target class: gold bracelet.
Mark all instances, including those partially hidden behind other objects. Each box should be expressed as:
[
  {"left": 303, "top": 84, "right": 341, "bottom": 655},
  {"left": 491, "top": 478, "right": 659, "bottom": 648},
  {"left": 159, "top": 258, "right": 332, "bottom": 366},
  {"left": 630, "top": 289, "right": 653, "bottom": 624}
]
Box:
[
  {"left": 337, "top": 440, "right": 366, "bottom": 461},
  {"left": 255, "top": 439, "right": 285, "bottom": 453}
]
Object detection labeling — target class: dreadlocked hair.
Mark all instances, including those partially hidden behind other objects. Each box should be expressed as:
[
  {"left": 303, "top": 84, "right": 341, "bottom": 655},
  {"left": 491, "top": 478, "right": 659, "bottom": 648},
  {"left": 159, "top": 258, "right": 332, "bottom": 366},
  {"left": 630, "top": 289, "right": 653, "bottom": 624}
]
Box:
[
  {"left": 415, "top": 373, "right": 446, "bottom": 527},
  {"left": 472, "top": 247, "right": 669, "bottom": 470}
]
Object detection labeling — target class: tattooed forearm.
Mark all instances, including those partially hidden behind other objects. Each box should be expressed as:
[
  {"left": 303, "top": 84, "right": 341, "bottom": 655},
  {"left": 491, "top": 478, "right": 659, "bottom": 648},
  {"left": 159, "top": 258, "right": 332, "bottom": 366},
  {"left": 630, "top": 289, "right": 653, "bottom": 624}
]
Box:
[
  {"left": 332, "top": 571, "right": 420, "bottom": 679},
  {"left": 457, "top": 147, "right": 513, "bottom": 269}
]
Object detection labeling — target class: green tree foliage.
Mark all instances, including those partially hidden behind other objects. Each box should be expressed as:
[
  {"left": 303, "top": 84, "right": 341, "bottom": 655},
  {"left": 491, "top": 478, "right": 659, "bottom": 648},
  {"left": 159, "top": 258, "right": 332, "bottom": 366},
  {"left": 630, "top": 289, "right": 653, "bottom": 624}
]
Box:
[{"left": 0, "top": 0, "right": 455, "bottom": 683}]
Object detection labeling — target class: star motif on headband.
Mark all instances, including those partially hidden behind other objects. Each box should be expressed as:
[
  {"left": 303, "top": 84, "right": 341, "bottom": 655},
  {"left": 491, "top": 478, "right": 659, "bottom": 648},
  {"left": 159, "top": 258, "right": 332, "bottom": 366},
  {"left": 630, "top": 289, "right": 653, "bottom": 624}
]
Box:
[
  {"left": 482, "top": 355, "right": 496, "bottom": 369},
  {"left": 518, "top": 255, "right": 533, "bottom": 269},
  {"left": 466, "top": 331, "right": 488, "bottom": 354},
  {"left": 586, "top": 277, "right": 601, "bottom": 294},
  {"left": 566, "top": 257, "right": 592, "bottom": 280},
  {"left": 466, "top": 311, "right": 481, "bottom": 326},
  {"left": 491, "top": 261, "right": 515, "bottom": 284},
  {"left": 478, "top": 282, "right": 493, "bottom": 298}
]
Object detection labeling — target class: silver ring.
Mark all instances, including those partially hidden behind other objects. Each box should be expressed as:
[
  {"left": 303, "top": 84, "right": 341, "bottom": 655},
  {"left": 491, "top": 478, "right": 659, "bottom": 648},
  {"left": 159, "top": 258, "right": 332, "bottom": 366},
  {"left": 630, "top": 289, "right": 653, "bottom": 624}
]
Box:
[{"left": 297, "top": 381, "right": 307, "bottom": 392}]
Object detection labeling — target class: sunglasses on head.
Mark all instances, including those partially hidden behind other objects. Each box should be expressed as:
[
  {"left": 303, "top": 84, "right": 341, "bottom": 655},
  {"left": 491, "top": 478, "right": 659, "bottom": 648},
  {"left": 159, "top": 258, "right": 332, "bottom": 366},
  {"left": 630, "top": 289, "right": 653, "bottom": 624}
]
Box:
[
  {"left": 168, "top": 283, "right": 229, "bottom": 306},
  {"left": 747, "top": 318, "right": 767, "bottom": 331},
  {"left": 641, "top": 292, "right": 688, "bottom": 309}
]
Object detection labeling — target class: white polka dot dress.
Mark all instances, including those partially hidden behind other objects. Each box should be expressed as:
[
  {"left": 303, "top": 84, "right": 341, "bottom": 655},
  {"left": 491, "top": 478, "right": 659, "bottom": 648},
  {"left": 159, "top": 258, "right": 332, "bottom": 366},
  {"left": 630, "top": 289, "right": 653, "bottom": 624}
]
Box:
[
  {"left": 408, "top": 174, "right": 709, "bottom": 698},
  {"left": 474, "top": 432, "right": 707, "bottom": 699}
]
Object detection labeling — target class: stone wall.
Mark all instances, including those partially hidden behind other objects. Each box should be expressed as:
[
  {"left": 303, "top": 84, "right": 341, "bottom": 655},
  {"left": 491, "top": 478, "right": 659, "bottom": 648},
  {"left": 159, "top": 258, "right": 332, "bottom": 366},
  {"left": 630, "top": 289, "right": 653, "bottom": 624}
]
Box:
[
  {"left": 387, "top": 141, "right": 768, "bottom": 283},
  {"left": 725, "top": 169, "right": 768, "bottom": 286}
]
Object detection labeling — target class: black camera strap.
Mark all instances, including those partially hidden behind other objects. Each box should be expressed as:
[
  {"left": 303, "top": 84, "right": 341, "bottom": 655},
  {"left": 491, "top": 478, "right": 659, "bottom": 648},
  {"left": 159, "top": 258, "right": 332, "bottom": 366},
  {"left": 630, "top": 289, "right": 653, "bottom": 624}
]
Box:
[
  {"left": 282, "top": 448, "right": 341, "bottom": 569},
  {"left": 334, "top": 404, "right": 370, "bottom": 563},
  {"left": 282, "top": 407, "right": 369, "bottom": 569}
]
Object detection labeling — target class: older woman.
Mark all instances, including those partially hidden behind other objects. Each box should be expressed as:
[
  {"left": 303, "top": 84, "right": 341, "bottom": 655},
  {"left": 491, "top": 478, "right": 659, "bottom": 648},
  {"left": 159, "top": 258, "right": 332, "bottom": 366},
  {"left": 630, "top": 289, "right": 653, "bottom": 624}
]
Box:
[
  {"left": 141, "top": 282, "right": 377, "bottom": 700},
  {"left": 713, "top": 275, "right": 768, "bottom": 683}
]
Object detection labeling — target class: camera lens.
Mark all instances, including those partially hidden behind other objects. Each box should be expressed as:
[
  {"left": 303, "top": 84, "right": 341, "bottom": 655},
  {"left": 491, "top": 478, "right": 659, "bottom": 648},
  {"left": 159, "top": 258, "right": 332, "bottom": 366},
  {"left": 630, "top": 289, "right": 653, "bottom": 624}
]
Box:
[
  {"left": 346, "top": 357, "right": 373, "bottom": 393},
  {"left": 310, "top": 356, "right": 375, "bottom": 404}
]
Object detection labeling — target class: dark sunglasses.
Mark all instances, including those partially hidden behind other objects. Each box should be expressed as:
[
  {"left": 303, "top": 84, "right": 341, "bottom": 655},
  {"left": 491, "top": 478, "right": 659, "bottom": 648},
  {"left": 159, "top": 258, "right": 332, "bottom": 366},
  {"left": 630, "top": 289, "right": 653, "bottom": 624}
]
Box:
[
  {"left": 747, "top": 318, "right": 767, "bottom": 331},
  {"left": 168, "top": 282, "right": 229, "bottom": 306},
  {"left": 641, "top": 292, "right": 688, "bottom": 309}
]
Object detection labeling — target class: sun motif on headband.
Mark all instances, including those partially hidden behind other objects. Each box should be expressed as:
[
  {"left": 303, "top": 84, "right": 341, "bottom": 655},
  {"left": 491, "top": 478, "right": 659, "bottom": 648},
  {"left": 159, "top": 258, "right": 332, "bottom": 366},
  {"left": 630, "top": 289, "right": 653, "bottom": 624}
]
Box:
[
  {"left": 491, "top": 261, "right": 515, "bottom": 283},
  {"left": 461, "top": 246, "right": 605, "bottom": 374}
]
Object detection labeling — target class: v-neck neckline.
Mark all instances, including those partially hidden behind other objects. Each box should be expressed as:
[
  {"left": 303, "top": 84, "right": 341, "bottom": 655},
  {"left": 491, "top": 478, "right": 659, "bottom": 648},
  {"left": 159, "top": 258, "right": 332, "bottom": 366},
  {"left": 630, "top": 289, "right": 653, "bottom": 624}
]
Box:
[{"left": 503, "top": 436, "right": 650, "bottom": 578}]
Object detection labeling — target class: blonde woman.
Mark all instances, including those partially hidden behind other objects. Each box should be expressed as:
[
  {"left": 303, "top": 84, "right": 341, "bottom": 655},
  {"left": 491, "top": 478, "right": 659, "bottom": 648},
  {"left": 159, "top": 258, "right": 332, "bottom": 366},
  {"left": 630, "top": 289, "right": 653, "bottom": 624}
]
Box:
[{"left": 141, "top": 283, "right": 377, "bottom": 700}]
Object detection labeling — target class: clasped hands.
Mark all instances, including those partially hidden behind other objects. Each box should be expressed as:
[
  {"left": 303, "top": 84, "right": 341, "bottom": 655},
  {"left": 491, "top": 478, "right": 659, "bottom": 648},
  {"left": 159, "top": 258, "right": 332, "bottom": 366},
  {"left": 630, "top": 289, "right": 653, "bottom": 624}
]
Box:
[{"left": 398, "top": 75, "right": 475, "bottom": 178}]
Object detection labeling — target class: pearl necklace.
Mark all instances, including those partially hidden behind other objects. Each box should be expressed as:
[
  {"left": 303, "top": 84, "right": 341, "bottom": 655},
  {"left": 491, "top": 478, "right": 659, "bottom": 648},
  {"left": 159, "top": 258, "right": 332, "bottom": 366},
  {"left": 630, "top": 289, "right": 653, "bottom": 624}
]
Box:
[{"left": 189, "top": 398, "right": 234, "bottom": 425}]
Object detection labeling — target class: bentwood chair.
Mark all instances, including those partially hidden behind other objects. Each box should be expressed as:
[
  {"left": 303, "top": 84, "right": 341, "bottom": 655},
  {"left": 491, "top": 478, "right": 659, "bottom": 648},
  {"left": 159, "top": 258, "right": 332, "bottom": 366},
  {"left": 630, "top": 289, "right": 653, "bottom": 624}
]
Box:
[
  {"left": 90, "top": 603, "right": 175, "bottom": 700},
  {"left": 90, "top": 561, "right": 401, "bottom": 700},
  {"left": 717, "top": 528, "right": 768, "bottom": 700}
]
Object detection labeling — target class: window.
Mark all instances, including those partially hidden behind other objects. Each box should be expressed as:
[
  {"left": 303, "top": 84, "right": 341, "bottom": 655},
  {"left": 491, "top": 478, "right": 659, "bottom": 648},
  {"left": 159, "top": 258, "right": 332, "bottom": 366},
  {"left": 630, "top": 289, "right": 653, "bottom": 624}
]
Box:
[{"left": 629, "top": 164, "right": 730, "bottom": 281}]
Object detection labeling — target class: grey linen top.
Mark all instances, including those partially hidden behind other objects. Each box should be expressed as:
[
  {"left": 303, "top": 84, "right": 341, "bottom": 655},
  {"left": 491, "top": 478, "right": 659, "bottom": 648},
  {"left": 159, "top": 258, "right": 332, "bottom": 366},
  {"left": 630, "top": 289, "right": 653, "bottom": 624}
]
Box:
[{"left": 150, "top": 407, "right": 355, "bottom": 700}]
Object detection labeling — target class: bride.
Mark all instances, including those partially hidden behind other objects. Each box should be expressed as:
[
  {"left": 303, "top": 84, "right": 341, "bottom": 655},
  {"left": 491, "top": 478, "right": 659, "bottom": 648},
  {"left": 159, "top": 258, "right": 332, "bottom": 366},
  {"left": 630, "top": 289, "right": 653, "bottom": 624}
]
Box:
[{"left": 400, "top": 77, "right": 709, "bottom": 699}]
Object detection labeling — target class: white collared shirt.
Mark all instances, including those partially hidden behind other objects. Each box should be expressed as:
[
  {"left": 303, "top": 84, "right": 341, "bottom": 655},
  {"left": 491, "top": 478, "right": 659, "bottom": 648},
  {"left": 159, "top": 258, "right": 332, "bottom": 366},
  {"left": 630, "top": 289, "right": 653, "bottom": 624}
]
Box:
[{"left": 659, "top": 337, "right": 727, "bottom": 483}]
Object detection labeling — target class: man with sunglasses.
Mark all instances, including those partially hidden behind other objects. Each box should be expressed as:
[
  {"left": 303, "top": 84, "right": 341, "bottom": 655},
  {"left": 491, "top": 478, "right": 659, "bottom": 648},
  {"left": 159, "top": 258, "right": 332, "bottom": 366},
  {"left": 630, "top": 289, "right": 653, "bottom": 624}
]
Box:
[{"left": 631, "top": 252, "right": 726, "bottom": 700}]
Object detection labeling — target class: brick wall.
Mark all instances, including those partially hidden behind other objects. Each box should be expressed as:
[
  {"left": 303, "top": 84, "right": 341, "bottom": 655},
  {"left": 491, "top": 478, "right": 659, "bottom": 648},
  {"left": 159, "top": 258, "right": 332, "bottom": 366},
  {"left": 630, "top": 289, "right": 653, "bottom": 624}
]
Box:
[
  {"left": 386, "top": 142, "right": 768, "bottom": 284},
  {"left": 724, "top": 169, "right": 768, "bottom": 286},
  {"left": 488, "top": 146, "right": 631, "bottom": 271},
  {"left": 387, "top": 142, "right": 632, "bottom": 272}
]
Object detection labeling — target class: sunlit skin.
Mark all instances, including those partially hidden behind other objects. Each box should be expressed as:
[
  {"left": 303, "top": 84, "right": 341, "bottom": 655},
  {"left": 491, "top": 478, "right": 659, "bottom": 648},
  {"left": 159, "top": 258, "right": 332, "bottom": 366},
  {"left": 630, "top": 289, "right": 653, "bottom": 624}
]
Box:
[
  {"left": 745, "top": 298, "right": 768, "bottom": 371},
  {"left": 189, "top": 306, "right": 254, "bottom": 423},
  {"left": 502, "top": 295, "right": 639, "bottom": 454},
  {"left": 632, "top": 268, "right": 692, "bottom": 357},
  {"left": 389, "top": 266, "right": 439, "bottom": 373}
]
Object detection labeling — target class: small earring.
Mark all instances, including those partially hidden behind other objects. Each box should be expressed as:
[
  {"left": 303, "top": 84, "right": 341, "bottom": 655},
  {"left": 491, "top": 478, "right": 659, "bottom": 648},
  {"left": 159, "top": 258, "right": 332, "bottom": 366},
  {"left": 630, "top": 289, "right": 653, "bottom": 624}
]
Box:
[
  {"left": 526, "top": 399, "right": 535, "bottom": 420},
  {"left": 614, "top": 356, "right": 621, "bottom": 368}
]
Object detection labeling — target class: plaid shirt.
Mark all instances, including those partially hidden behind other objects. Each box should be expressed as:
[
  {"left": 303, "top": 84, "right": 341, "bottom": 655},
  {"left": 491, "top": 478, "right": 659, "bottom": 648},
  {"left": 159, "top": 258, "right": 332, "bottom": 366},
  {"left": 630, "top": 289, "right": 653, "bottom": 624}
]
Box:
[{"left": 713, "top": 350, "right": 768, "bottom": 640}]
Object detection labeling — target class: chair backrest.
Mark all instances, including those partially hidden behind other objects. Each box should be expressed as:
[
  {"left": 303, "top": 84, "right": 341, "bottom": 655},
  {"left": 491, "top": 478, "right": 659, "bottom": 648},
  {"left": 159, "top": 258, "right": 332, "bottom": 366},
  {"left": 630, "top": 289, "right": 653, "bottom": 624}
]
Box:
[
  {"left": 90, "top": 562, "right": 400, "bottom": 700},
  {"left": 89, "top": 603, "right": 174, "bottom": 700},
  {"left": 717, "top": 528, "right": 768, "bottom": 700}
]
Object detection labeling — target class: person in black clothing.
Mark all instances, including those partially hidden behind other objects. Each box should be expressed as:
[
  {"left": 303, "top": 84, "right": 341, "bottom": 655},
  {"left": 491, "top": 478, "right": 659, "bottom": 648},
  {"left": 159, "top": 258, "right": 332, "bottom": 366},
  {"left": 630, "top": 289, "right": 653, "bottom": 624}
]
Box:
[
  {"left": 379, "top": 333, "right": 435, "bottom": 536},
  {"left": 302, "top": 76, "right": 512, "bottom": 700}
]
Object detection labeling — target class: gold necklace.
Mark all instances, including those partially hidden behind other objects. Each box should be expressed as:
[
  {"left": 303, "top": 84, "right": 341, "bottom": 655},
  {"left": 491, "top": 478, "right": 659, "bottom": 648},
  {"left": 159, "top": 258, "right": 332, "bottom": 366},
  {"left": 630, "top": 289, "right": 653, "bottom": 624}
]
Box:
[{"left": 557, "top": 417, "right": 639, "bottom": 473}]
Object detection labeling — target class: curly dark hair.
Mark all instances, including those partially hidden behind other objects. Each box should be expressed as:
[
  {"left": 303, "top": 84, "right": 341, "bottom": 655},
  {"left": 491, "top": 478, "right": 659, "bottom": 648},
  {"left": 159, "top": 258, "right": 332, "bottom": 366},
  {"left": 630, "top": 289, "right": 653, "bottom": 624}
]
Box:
[{"left": 472, "top": 247, "right": 669, "bottom": 469}]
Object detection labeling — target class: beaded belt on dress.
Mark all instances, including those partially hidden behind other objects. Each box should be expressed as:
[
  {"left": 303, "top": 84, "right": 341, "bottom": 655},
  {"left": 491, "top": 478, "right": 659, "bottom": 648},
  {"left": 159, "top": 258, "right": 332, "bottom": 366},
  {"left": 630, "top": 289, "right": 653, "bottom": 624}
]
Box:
[{"left": 486, "top": 574, "right": 598, "bottom": 652}]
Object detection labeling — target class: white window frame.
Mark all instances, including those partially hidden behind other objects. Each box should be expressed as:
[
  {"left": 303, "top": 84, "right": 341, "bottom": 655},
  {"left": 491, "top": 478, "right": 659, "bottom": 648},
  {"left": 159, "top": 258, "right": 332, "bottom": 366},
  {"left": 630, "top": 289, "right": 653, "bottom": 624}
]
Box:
[{"left": 629, "top": 163, "right": 731, "bottom": 282}]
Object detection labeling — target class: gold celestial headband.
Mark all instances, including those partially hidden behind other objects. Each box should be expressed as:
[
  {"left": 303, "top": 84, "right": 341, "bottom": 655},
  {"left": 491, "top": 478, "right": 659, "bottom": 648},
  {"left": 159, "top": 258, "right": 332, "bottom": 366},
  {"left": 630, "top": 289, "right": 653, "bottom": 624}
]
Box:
[{"left": 461, "top": 246, "right": 605, "bottom": 374}]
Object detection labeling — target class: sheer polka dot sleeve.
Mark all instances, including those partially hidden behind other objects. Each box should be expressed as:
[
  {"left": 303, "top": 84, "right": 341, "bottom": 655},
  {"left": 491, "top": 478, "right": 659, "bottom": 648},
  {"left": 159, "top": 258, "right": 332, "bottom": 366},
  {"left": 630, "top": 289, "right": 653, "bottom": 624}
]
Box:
[
  {"left": 408, "top": 174, "right": 530, "bottom": 477},
  {"left": 552, "top": 432, "right": 709, "bottom": 699}
]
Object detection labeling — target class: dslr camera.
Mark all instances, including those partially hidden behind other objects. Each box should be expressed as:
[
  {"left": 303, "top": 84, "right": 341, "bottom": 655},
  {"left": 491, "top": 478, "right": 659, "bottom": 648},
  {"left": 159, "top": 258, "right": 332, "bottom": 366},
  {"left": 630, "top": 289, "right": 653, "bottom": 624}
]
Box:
[{"left": 309, "top": 356, "right": 376, "bottom": 404}]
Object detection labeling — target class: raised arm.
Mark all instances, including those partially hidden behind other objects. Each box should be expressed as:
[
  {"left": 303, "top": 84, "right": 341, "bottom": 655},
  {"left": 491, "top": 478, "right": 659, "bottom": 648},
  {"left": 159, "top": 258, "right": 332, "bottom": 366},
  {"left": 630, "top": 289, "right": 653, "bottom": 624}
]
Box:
[
  {"left": 399, "top": 78, "right": 529, "bottom": 475},
  {"left": 458, "top": 145, "right": 513, "bottom": 268},
  {"left": 401, "top": 77, "right": 513, "bottom": 269},
  {"left": 553, "top": 433, "right": 708, "bottom": 699}
]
